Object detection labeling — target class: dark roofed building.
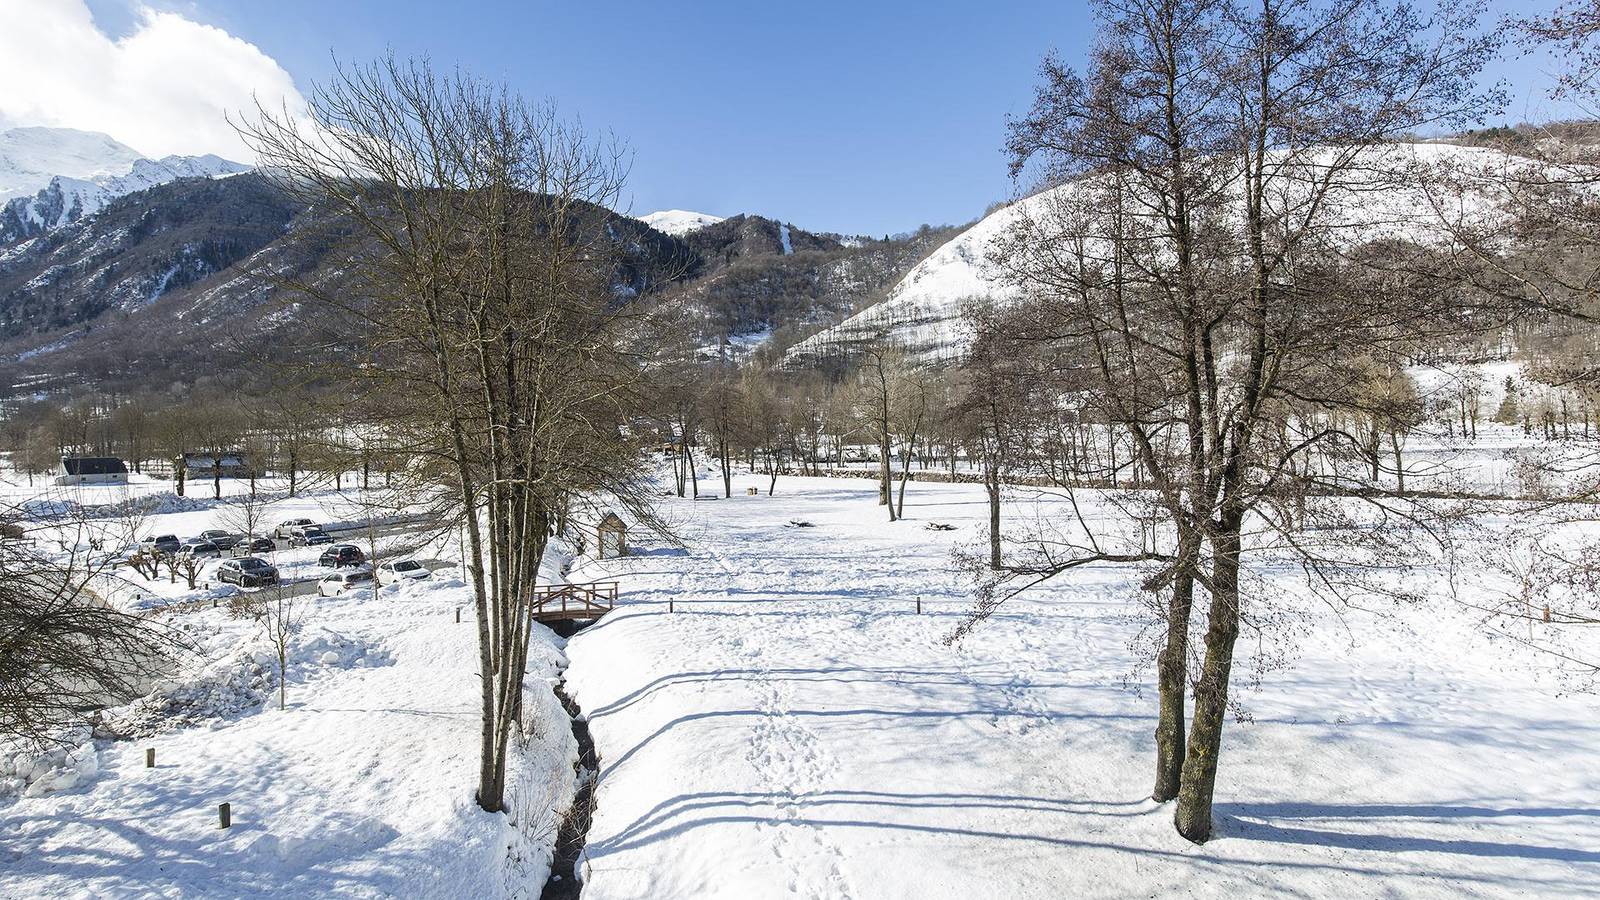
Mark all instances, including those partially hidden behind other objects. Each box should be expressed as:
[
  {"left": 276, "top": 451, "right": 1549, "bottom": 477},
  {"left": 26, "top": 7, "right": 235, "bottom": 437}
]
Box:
[
  {"left": 175, "top": 453, "right": 255, "bottom": 480},
  {"left": 55, "top": 456, "right": 130, "bottom": 486}
]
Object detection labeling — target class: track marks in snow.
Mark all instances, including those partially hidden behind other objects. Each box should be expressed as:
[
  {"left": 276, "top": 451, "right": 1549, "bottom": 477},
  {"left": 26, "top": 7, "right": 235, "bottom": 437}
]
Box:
[{"left": 734, "top": 634, "right": 855, "bottom": 900}]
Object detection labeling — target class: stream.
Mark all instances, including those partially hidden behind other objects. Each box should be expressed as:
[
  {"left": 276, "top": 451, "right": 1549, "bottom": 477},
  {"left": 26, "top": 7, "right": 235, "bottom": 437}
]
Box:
[{"left": 541, "top": 621, "right": 601, "bottom": 900}]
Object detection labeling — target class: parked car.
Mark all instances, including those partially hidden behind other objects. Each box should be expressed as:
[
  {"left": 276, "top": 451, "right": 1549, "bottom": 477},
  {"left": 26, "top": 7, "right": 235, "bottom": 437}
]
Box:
[
  {"left": 198, "top": 529, "right": 243, "bottom": 550},
  {"left": 276, "top": 518, "right": 316, "bottom": 539},
  {"left": 319, "top": 544, "right": 366, "bottom": 568},
  {"left": 232, "top": 536, "right": 276, "bottom": 556},
  {"left": 318, "top": 568, "right": 374, "bottom": 597},
  {"left": 178, "top": 538, "right": 221, "bottom": 559},
  {"left": 292, "top": 527, "right": 333, "bottom": 547},
  {"left": 217, "top": 557, "right": 279, "bottom": 587},
  {"left": 141, "top": 534, "right": 181, "bottom": 555},
  {"left": 377, "top": 559, "right": 431, "bottom": 585}
]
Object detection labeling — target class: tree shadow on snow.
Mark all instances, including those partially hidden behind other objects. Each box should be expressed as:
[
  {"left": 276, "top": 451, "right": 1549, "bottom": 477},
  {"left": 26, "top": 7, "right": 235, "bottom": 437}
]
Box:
[
  {"left": 584, "top": 790, "right": 1591, "bottom": 890},
  {"left": 1217, "top": 801, "right": 1600, "bottom": 864}
]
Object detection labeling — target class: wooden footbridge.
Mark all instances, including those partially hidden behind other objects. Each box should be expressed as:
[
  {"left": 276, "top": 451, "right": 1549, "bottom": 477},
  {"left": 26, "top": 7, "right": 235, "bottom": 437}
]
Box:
[{"left": 531, "top": 581, "right": 618, "bottom": 624}]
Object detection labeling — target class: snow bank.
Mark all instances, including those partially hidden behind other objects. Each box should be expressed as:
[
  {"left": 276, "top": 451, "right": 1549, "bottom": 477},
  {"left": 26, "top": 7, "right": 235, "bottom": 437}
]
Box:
[
  {"left": 500, "top": 667, "right": 581, "bottom": 893},
  {"left": 0, "top": 729, "right": 99, "bottom": 798},
  {"left": 102, "top": 626, "right": 391, "bottom": 738}
]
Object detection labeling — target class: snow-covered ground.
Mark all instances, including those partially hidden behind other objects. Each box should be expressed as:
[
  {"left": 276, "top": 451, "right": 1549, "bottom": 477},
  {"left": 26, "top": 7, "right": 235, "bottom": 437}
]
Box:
[
  {"left": 562, "top": 475, "right": 1600, "bottom": 899},
  {"left": 0, "top": 482, "right": 579, "bottom": 899},
  {"left": 4, "top": 469, "right": 1598, "bottom": 897}
]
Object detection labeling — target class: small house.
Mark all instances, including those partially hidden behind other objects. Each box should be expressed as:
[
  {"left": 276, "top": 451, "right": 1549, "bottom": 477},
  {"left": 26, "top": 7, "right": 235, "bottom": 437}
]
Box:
[
  {"left": 55, "top": 456, "right": 129, "bottom": 486},
  {"left": 175, "top": 453, "right": 254, "bottom": 480},
  {"left": 596, "top": 511, "right": 628, "bottom": 559}
]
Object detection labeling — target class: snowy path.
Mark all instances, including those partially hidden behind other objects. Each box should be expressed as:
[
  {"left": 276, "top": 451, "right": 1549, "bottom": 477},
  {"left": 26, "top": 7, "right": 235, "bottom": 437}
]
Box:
[{"left": 564, "top": 477, "right": 1600, "bottom": 899}]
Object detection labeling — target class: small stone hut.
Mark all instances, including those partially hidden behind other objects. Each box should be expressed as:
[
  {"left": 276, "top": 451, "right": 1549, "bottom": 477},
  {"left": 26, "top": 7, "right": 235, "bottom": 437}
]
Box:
[{"left": 596, "top": 511, "right": 628, "bottom": 559}]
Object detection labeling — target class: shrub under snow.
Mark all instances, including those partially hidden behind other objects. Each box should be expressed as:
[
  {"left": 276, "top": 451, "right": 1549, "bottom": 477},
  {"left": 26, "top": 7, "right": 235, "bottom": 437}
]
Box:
[{"left": 101, "top": 626, "right": 391, "bottom": 738}]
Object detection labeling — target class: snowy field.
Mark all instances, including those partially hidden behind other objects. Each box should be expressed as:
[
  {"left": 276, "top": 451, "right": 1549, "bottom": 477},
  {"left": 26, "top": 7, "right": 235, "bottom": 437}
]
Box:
[
  {"left": 0, "top": 483, "right": 578, "bottom": 899},
  {"left": 563, "top": 476, "right": 1600, "bottom": 899},
  {"left": 3, "top": 470, "right": 1598, "bottom": 898}
]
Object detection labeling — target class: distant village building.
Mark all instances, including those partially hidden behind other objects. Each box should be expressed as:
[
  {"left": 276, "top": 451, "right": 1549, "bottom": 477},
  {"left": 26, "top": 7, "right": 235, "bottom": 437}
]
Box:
[
  {"left": 596, "top": 511, "right": 628, "bottom": 559},
  {"left": 174, "top": 453, "right": 254, "bottom": 480},
  {"left": 55, "top": 456, "right": 129, "bottom": 486}
]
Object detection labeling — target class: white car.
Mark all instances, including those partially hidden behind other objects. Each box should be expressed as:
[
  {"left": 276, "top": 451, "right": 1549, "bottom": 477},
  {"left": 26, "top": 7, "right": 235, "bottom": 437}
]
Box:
[
  {"left": 318, "top": 568, "right": 374, "bottom": 597},
  {"left": 275, "top": 518, "right": 317, "bottom": 539},
  {"left": 377, "top": 559, "right": 432, "bottom": 585}
]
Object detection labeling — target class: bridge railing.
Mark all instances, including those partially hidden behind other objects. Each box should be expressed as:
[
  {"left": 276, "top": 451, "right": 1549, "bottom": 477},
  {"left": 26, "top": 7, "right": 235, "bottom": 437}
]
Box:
[{"left": 530, "top": 581, "right": 619, "bottom": 620}]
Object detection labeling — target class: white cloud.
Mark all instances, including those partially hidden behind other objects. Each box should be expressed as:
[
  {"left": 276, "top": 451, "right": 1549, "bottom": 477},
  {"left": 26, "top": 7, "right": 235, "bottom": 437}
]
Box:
[{"left": 0, "top": 0, "right": 306, "bottom": 162}]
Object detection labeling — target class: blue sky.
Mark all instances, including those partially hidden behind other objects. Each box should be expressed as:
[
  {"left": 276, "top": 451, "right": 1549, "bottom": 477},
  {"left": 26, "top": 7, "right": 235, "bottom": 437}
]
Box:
[{"left": 77, "top": 0, "right": 1577, "bottom": 237}]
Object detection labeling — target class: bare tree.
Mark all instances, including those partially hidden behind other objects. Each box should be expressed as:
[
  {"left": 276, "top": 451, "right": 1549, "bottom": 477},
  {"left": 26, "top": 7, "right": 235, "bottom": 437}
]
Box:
[
  {"left": 163, "top": 553, "right": 204, "bottom": 590},
  {"left": 240, "top": 56, "right": 670, "bottom": 812},
  {"left": 999, "top": 0, "right": 1498, "bottom": 842},
  {"left": 0, "top": 505, "right": 178, "bottom": 746},
  {"left": 219, "top": 493, "right": 276, "bottom": 548},
  {"left": 856, "top": 340, "right": 908, "bottom": 520},
  {"left": 258, "top": 580, "right": 302, "bottom": 712}
]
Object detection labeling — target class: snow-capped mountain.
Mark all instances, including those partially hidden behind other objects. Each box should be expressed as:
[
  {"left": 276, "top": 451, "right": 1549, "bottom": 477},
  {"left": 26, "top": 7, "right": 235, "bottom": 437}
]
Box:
[
  {"left": 786, "top": 141, "right": 1521, "bottom": 364},
  {"left": 639, "top": 209, "right": 725, "bottom": 236},
  {"left": 0, "top": 128, "right": 251, "bottom": 243},
  {"left": 0, "top": 127, "right": 144, "bottom": 201},
  {"left": 3, "top": 155, "right": 252, "bottom": 240}
]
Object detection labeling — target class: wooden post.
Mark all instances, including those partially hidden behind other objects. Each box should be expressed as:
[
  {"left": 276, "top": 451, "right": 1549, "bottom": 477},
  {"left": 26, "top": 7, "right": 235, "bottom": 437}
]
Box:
[
  {"left": 218, "top": 802, "right": 231, "bottom": 828},
  {"left": 670, "top": 599, "right": 674, "bottom": 613},
  {"left": 455, "top": 607, "right": 461, "bottom": 623},
  {"left": 146, "top": 748, "right": 155, "bottom": 768},
  {"left": 916, "top": 596, "right": 921, "bottom": 615},
  {"left": 1544, "top": 605, "right": 1552, "bottom": 623}
]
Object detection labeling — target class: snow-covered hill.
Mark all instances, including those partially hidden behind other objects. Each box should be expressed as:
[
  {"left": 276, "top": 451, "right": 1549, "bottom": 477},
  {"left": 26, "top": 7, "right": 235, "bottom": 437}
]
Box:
[
  {"left": 4, "top": 155, "right": 251, "bottom": 238},
  {"left": 0, "top": 127, "right": 144, "bottom": 201},
  {"left": 786, "top": 142, "right": 1525, "bottom": 363},
  {"left": 639, "top": 209, "right": 725, "bottom": 235},
  {"left": 0, "top": 127, "right": 251, "bottom": 243}
]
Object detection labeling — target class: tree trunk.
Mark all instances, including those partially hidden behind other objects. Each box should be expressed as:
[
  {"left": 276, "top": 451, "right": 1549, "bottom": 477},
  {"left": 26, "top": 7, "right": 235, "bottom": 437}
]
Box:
[
  {"left": 1174, "top": 523, "right": 1243, "bottom": 843},
  {"left": 1152, "top": 531, "right": 1197, "bottom": 802},
  {"left": 1390, "top": 430, "right": 1405, "bottom": 496},
  {"left": 986, "top": 467, "right": 1002, "bottom": 569},
  {"left": 878, "top": 431, "right": 895, "bottom": 520},
  {"left": 896, "top": 444, "right": 914, "bottom": 517}
]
